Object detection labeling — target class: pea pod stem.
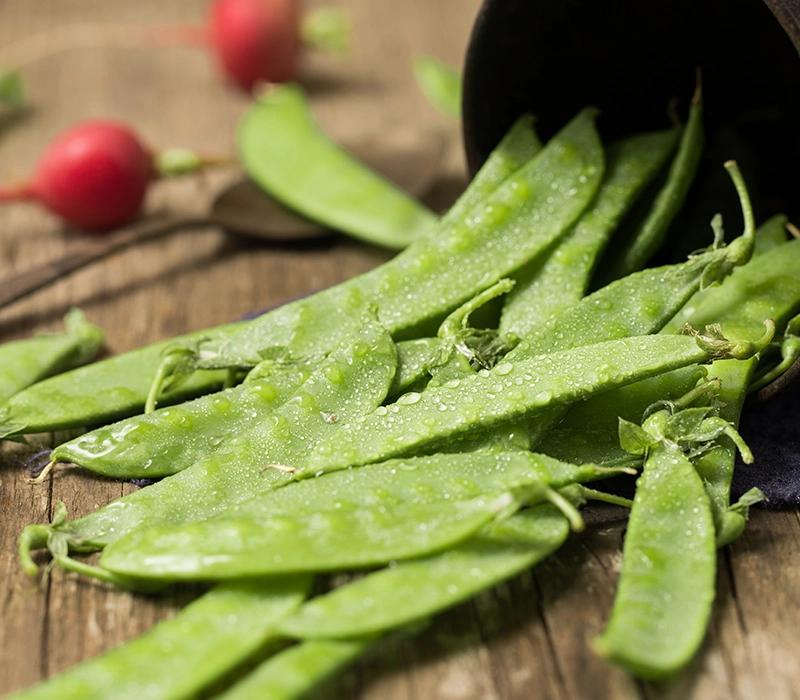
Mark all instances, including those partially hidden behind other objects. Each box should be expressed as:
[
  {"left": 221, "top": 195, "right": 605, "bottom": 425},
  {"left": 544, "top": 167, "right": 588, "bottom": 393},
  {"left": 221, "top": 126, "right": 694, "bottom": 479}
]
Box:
[
  {"left": 543, "top": 487, "right": 584, "bottom": 531},
  {"left": 26, "top": 459, "right": 55, "bottom": 485},
  {"left": 18, "top": 524, "right": 49, "bottom": 578},
  {"left": 684, "top": 319, "right": 775, "bottom": 360},
  {"left": 749, "top": 313, "right": 800, "bottom": 393},
  {"left": 580, "top": 487, "right": 634, "bottom": 509},
  {"left": 437, "top": 278, "right": 515, "bottom": 340}
]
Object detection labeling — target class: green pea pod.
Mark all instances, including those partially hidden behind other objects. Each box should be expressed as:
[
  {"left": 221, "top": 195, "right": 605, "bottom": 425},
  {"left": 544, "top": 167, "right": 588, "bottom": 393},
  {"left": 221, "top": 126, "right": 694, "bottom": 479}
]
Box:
[
  {"left": 414, "top": 55, "right": 462, "bottom": 117},
  {"left": 98, "top": 450, "right": 619, "bottom": 580},
  {"left": 6, "top": 577, "right": 310, "bottom": 700},
  {"left": 50, "top": 360, "right": 315, "bottom": 479},
  {"left": 307, "top": 329, "right": 768, "bottom": 474},
  {"left": 20, "top": 311, "right": 397, "bottom": 566},
  {"left": 598, "top": 84, "right": 704, "bottom": 282},
  {"left": 0, "top": 309, "right": 103, "bottom": 407},
  {"left": 280, "top": 503, "right": 568, "bottom": 639},
  {"left": 0, "top": 321, "right": 243, "bottom": 437},
  {"left": 218, "top": 637, "right": 375, "bottom": 700},
  {"left": 240, "top": 84, "right": 436, "bottom": 250},
  {"left": 500, "top": 127, "right": 679, "bottom": 337},
  {"left": 170, "top": 109, "right": 602, "bottom": 377},
  {"left": 100, "top": 493, "right": 511, "bottom": 580},
  {"left": 594, "top": 441, "right": 716, "bottom": 680},
  {"left": 444, "top": 114, "right": 541, "bottom": 225}
]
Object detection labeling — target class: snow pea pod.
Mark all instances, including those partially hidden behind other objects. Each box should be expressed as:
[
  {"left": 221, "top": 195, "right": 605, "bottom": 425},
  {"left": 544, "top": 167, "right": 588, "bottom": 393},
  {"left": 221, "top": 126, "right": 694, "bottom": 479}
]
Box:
[
  {"left": 50, "top": 360, "right": 315, "bottom": 479},
  {"left": 594, "top": 399, "right": 740, "bottom": 679},
  {"left": 218, "top": 637, "right": 375, "bottom": 700},
  {"left": 0, "top": 322, "right": 242, "bottom": 437},
  {"left": 599, "top": 85, "right": 704, "bottom": 281},
  {"left": 240, "top": 84, "right": 436, "bottom": 250},
  {"left": 444, "top": 114, "right": 541, "bottom": 224},
  {"left": 98, "top": 451, "right": 617, "bottom": 581},
  {"left": 306, "top": 330, "right": 766, "bottom": 474},
  {"left": 595, "top": 441, "right": 715, "bottom": 679},
  {"left": 0, "top": 309, "right": 102, "bottom": 407},
  {"left": 100, "top": 494, "right": 509, "bottom": 580},
  {"left": 500, "top": 127, "right": 679, "bottom": 337},
  {"left": 6, "top": 577, "right": 309, "bottom": 700},
  {"left": 280, "top": 503, "right": 568, "bottom": 639},
  {"left": 20, "top": 312, "right": 397, "bottom": 566},
  {"left": 168, "top": 109, "right": 602, "bottom": 378}
]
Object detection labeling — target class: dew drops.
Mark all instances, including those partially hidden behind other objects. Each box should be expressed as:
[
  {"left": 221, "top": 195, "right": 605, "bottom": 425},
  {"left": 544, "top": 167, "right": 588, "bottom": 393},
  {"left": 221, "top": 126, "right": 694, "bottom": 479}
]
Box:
[{"left": 397, "top": 392, "right": 421, "bottom": 406}]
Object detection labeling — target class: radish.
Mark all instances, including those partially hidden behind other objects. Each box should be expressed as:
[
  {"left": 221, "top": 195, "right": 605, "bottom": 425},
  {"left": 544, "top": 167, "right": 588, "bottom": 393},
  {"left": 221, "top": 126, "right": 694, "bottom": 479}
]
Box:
[
  {"left": 0, "top": 2, "right": 348, "bottom": 95},
  {"left": 185, "top": 0, "right": 349, "bottom": 91},
  {"left": 210, "top": 0, "right": 302, "bottom": 90},
  {"left": 0, "top": 121, "right": 216, "bottom": 232}
]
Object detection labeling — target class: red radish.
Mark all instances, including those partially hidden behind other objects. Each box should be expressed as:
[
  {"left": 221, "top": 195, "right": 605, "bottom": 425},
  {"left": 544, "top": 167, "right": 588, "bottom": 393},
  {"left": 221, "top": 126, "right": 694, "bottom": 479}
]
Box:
[
  {"left": 153, "top": 0, "right": 347, "bottom": 91},
  {"left": 1, "top": 2, "right": 347, "bottom": 95},
  {"left": 210, "top": 0, "right": 302, "bottom": 90},
  {"left": 0, "top": 121, "right": 154, "bottom": 231},
  {"left": 0, "top": 122, "right": 219, "bottom": 231}
]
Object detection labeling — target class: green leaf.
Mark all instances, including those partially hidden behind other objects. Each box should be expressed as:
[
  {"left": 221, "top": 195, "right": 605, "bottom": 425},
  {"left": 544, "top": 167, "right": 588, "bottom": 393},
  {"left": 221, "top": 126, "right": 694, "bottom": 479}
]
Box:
[{"left": 618, "top": 418, "right": 652, "bottom": 456}]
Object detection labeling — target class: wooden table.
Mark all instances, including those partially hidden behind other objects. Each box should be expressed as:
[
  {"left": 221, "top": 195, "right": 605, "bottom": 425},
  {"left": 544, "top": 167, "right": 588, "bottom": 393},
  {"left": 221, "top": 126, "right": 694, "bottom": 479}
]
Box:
[{"left": 1, "top": 1, "right": 799, "bottom": 698}]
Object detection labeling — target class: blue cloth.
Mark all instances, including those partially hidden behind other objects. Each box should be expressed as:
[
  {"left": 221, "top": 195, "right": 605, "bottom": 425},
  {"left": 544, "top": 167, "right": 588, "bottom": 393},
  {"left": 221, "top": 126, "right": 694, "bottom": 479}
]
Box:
[{"left": 734, "top": 381, "right": 800, "bottom": 507}]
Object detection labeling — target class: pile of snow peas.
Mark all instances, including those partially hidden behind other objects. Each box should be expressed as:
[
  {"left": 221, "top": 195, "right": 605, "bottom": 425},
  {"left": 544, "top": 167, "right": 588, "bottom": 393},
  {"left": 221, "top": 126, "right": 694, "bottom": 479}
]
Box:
[{"left": 5, "top": 84, "right": 800, "bottom": 698}]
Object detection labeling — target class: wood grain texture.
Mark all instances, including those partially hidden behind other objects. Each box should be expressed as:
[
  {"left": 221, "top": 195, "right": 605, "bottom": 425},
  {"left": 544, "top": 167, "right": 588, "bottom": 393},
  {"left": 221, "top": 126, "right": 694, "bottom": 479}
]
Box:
[{"left": 1, "top": 1, "right": 798, "bottom": 698}]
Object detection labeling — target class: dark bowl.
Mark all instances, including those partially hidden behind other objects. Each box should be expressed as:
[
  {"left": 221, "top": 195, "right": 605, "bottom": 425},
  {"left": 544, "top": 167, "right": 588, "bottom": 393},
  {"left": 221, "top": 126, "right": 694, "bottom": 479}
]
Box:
[{"left": 462, "top": 0, "right": 800, "bottom": 236}]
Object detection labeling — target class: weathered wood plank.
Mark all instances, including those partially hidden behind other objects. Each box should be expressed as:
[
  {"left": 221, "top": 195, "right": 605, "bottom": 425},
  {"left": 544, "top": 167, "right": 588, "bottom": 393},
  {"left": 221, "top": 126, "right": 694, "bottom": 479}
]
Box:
[{"left": 2, "top": 0, "right": 799, "bottom": 698}]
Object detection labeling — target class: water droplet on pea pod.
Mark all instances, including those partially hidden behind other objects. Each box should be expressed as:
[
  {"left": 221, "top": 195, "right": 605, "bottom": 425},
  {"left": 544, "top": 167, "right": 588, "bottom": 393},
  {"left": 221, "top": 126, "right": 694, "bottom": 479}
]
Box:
[{"left": 397, "top": 392, "right": 421, "bottom": 406}]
